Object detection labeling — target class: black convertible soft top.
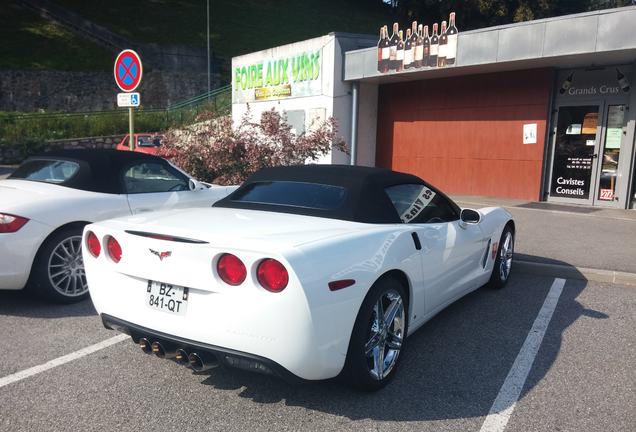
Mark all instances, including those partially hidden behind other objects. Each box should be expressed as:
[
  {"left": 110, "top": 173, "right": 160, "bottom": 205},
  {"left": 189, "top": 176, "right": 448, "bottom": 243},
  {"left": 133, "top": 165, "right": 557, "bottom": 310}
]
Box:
[
  {"left": 9, "top": 149, "right": 169, "bottom": 194},
  {"left": 214, "top": 164, "right": 457, "bottom": 224}
]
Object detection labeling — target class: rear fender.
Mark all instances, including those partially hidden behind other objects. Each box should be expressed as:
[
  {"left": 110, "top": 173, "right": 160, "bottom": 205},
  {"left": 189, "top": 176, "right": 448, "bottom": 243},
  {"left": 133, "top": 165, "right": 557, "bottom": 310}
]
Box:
[{"left": 287, "top": 227, "right": 421, "bottom": 356}]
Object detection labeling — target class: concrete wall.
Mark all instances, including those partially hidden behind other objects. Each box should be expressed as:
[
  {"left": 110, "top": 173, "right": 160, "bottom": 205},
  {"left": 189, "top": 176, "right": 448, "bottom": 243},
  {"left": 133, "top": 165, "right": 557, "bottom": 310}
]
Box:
[{"left": 356, "top": 83, "right": 378, "bottom": 167}]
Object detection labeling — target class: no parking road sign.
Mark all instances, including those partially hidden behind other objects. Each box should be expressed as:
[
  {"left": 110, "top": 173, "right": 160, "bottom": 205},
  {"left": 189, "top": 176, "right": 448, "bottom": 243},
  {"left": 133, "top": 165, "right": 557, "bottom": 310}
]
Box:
[
  {"left": 114, "top": 49, "right": 142, "bottom": 150},
  {"left": 114, "top": 49, "right": 143, "bottom": 92}
]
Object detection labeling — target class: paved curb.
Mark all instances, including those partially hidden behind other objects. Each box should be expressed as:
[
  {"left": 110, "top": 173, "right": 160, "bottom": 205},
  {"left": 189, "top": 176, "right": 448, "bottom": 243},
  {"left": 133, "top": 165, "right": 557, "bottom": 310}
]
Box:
[{"left": 515, "top": 260, "right": 636, "bottom": 286}]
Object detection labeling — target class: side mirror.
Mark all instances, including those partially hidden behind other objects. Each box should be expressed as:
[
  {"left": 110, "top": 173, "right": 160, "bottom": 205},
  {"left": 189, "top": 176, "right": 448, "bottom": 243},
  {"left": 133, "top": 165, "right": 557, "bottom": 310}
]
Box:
[
  {"left": 188, "top": 178, "right": 203, "bottom": 191},
  {"left": 460, "top": 208, "right": 481, "bottom": 227}
]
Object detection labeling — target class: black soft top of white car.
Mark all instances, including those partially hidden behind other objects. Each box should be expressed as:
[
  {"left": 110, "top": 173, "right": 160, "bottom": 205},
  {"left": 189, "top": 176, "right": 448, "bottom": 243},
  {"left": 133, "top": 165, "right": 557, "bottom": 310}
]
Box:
[
  {"left": 9, "top": 149, "right": 169, "bottom": 194},
  {"left": 214, "top": 164, "right": 459, "bottom": 224}
]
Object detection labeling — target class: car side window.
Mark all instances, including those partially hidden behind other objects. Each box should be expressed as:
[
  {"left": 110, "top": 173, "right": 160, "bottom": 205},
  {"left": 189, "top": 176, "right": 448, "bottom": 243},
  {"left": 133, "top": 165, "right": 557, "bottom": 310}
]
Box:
[
  {"left": 385, "top": 184, "right": 459, "bottom": 224},
  {"left": 123, "top": 162, "right": 189, "bottom": 194}
]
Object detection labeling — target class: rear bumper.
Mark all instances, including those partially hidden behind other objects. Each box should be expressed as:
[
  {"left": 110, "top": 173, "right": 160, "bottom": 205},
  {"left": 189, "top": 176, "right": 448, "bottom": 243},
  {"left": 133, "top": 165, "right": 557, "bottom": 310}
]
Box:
[{"left": 102, "top": 313, "right": 306, "bottom": 384}]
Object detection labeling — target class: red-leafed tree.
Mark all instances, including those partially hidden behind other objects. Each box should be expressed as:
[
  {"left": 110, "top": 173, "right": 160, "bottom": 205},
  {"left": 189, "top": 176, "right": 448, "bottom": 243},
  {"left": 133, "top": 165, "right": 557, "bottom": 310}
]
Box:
[{"left": 159, "top": 108, "right": 347, "bottom": 185}]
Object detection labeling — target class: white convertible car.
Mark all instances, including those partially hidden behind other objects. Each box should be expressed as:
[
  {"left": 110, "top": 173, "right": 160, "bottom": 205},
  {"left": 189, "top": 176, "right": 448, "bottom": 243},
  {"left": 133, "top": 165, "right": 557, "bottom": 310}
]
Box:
[
  {"left": 83, "top": 165, "right": 514, "bottom": 390},
  {"left": 0, "top": 149, "right": 235, "bottom": 303}
]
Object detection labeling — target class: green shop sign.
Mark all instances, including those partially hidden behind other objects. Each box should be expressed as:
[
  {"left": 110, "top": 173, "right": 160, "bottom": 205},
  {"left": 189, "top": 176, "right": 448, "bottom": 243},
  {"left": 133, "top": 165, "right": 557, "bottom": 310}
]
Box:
[{"left": 234, "top": 50, "right": 321, "bottom": 91}]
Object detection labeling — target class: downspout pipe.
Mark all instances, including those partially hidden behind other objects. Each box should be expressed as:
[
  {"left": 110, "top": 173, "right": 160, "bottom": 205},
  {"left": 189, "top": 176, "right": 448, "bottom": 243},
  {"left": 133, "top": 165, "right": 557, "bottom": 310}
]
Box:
[{"left": 350, "top": 81, "right": 359, "bottom": 166}]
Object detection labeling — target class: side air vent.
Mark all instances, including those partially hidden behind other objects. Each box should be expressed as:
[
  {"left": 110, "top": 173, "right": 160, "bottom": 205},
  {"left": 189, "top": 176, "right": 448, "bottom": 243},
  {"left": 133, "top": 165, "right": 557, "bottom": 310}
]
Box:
[
  {"left": 125, "top": 230, "right": 209, "bottom": 244},
  {"left": 482, "top": 239, "right": 492, "bottom": 268}
]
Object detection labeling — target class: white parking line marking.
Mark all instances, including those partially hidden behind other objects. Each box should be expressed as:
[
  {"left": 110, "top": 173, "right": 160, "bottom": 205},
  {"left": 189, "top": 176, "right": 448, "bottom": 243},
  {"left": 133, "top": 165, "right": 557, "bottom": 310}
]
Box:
[
  {"left": 479, "top": 277, "right": 566, "bottom": 432},
  {"left": 0, "top": 334, "right": 128, "bottom": 389}
]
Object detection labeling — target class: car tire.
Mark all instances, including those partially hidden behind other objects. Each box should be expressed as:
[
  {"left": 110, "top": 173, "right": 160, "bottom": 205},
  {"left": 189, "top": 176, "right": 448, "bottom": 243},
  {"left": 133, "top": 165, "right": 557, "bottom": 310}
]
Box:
[
  {"left": 342, "top": 277, "right": 408, "bottom": 391},
  {"left": 487, "top": 225, "right": 514, "bottom": 290},
  {"left": 29, "top": 225, "right": 89, "bottom": 303}
]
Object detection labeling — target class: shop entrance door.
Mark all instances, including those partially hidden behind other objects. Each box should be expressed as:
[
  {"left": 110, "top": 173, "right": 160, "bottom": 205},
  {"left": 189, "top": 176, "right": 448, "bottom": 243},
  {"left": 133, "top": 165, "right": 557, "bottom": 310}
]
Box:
[
  {"left": 548, "top": 104, "right": 603, "bottom": 205},
  {"left": 548, "top": 103, "right": 629, "bottom": 207},
  {"left": 594, "top": 104, "right": 626, "bottom": 206}
]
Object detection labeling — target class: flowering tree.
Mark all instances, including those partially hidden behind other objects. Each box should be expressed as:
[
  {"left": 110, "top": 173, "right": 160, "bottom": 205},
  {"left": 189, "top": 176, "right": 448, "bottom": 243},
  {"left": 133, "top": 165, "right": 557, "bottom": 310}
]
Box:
[{"left": 159, "top": 108, "right": 347, "bottom": 185}]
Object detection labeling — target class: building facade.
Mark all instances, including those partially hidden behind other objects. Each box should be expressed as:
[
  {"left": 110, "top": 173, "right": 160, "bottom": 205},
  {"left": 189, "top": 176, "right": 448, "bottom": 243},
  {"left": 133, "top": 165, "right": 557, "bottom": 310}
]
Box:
[{"left": 232, "top": 7, "right": 636, "bottom": 209}]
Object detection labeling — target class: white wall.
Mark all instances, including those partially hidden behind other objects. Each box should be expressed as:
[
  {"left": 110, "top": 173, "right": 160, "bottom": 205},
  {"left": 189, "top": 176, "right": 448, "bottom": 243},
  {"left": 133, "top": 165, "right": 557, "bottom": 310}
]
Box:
[
  {"left": 231, "top": 34, "right": 355, "bottom": 165},
  {"left": 356, "top": 83, "right": 379, "bottom": 167}
]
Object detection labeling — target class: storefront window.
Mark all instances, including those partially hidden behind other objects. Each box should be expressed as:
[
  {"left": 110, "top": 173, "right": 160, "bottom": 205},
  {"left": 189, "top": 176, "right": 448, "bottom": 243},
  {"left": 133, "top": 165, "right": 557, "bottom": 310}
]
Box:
[{"left": 550, "top": 106, "right": 599, "bottom": 200}]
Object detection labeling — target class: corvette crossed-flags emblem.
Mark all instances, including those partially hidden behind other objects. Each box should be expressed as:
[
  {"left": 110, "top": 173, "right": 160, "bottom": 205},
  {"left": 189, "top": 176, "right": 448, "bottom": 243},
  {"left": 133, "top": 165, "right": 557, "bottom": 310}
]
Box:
[{"left": 149, "top": 249, "right": 172, "bottom": 261}]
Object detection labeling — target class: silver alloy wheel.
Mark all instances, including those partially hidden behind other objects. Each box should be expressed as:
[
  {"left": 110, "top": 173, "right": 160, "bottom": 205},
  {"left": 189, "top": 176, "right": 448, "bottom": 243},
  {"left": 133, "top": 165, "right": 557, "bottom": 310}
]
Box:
[
  {"left": 499, "top": 231, "right": 514, "bottom": 282},
  {"left": 364, "top": 289, "right": 405, "bottom": 381},
  {"left": 47, "top": 235, "right": 87, "bottom": 297}
]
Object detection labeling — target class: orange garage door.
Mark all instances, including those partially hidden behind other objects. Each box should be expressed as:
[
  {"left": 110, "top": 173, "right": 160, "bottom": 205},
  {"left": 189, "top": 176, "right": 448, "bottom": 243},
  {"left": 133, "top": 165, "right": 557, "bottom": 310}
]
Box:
[{"left": 376, "top": 68, "right": 554, "bottom": 201}]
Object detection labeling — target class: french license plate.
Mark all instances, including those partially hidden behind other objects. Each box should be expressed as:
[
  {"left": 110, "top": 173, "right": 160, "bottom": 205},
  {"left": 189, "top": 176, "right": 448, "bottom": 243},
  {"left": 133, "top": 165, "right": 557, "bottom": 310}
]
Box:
[{"left": 146, "top": 280, "right": 188, "bottom": 316}]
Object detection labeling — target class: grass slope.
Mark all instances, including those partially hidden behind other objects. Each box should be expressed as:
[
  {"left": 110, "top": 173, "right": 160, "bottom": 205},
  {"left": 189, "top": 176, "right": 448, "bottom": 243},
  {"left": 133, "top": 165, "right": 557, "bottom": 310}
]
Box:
[
  {"left": 0, "top": 2, "right": 113, "bottom": 70},
  {"left": 51, "top": 0, "right": 391, "bottom": 58}
]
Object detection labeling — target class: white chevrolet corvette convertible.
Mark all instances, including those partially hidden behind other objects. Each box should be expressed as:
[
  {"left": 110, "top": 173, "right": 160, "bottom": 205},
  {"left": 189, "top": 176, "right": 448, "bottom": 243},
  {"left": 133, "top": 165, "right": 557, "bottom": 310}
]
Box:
[
  {"left": 83, "top": 165, "right": 515, "bottom": 390},
  {"left": 0, "top": 149, "right": 235, "bottom": 303}
]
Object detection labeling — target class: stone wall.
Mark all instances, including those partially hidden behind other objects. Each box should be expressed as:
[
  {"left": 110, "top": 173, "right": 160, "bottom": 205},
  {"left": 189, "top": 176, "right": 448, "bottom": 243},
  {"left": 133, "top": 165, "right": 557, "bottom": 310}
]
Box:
[
  {"left": 0, "top": 70, "right": 218, "bottom": 112},
  {"left": 0, "top": 135, "right": 123, "bottom": 164}
]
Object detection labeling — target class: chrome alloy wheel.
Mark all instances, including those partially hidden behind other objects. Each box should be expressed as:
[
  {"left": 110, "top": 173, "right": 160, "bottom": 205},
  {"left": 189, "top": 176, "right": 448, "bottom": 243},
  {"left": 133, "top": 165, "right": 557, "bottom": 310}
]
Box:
[
  {"left": 365, "top": 289, "right": 405, "bottom": 381},
  {"left": 499, "top": 231, "right": 514, "bottom": 282},
  {"left": 47, "top": 235, "right": 87, "bottom": 297}
]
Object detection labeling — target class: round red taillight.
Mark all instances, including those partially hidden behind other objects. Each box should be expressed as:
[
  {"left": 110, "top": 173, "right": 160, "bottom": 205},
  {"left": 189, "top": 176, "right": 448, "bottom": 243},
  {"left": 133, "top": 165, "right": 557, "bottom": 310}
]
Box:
[
  {"left": 86, "top": 231, "right": 101, "bottom": 257},
  {"left": 106, "top": 236, "right": 122, "bottom": 263},
  {"left": 257, "top": 259, "right": 288, "bottom": 292},
  {"left": 217, "top": 253, "right": 246, "bottom": 286}
]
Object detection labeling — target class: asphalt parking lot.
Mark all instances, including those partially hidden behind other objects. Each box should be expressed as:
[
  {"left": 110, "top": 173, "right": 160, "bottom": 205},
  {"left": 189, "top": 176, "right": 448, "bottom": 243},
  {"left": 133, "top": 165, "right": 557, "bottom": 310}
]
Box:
[{"left": 1, "top": 272, "right": 634, "bottom": 432}]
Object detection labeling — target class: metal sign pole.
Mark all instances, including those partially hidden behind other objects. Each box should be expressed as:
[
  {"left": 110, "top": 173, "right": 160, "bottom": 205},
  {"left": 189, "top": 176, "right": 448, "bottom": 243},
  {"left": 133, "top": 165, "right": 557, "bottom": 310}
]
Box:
[
  {"left": 114, "top": 50, "right": 143, "bottom": 152},
  {"left": 128, "top": 107, "right": 135, "bottom": 151}
]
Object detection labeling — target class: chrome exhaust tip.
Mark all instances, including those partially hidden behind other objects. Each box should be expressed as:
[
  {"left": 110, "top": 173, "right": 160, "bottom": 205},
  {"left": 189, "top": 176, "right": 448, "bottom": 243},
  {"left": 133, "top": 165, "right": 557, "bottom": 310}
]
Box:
[
  {"left": 175, "top": 349, "right": 189, "bottom": 365},
  {"left": 151, "top": 341, "right": 178, "bottom": 359},
  {"left": 151, "top": 341, "right": 165, "bottom": 358},
  {"left": 139, "top": 338, "right": 152, "bottom": 354},
  {"left": 188, "top": 352, "right": 218, "bottom": 372}
]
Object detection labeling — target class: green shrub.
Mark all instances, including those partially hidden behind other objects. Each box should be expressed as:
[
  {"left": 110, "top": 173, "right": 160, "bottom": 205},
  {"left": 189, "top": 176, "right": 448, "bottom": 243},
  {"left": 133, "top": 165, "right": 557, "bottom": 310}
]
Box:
[{"left": 0, "top": 104, "right": 229, "bottom": 151}]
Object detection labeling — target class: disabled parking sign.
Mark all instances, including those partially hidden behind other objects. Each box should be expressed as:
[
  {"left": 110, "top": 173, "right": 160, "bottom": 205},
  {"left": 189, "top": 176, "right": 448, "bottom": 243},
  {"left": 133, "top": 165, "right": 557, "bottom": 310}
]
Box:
[
  {"left": 117, "top": 92, "right": 141, "bottom": 107},
  {"left": 114, "top": 49, "right": 143, "bottom": 92}
]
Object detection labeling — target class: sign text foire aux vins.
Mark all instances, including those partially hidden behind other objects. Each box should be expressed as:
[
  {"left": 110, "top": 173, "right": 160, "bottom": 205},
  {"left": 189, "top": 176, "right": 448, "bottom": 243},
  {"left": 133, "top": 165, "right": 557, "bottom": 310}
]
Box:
[{"left": 233, "top": 43, "right": 323, "bottom": 103}]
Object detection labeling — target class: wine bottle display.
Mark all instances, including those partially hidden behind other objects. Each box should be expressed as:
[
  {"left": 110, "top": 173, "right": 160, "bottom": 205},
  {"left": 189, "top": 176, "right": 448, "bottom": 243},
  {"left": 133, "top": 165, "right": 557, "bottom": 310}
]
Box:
[
  {"left": 404, "top": 28, "right": 413, "bottom": 70},
  {"left": 396, "top": 30, "right": 404, "bottom": 72},
  {"left": 377, "top": 27, "right": 390, "bottom": 73},
  {"left": 410, "top": 22, "right": 418, "bottom": 68},
  {"left": 414, "top": 24, "right": 424, "bottom": 68},
  {"left": 377, "top": 27, "right": 383, "bottom": 72},
  {"left": 376, "top": 12, "right": 459, "bottom": 73},
  {"left": 446, "top": 12, "right": 458, "bottom": 65},
  {"left": 389, "top": 23, "right": 399, "bottom": 71},
  {"left": 438, "top": 20, "right": 448, "bottom": 67},
  {"left": 423, "top": 25, "right": 430, "bottom": 68},
  {"left": 429, "top": 23, "right": 439, "bottom": 67}
]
